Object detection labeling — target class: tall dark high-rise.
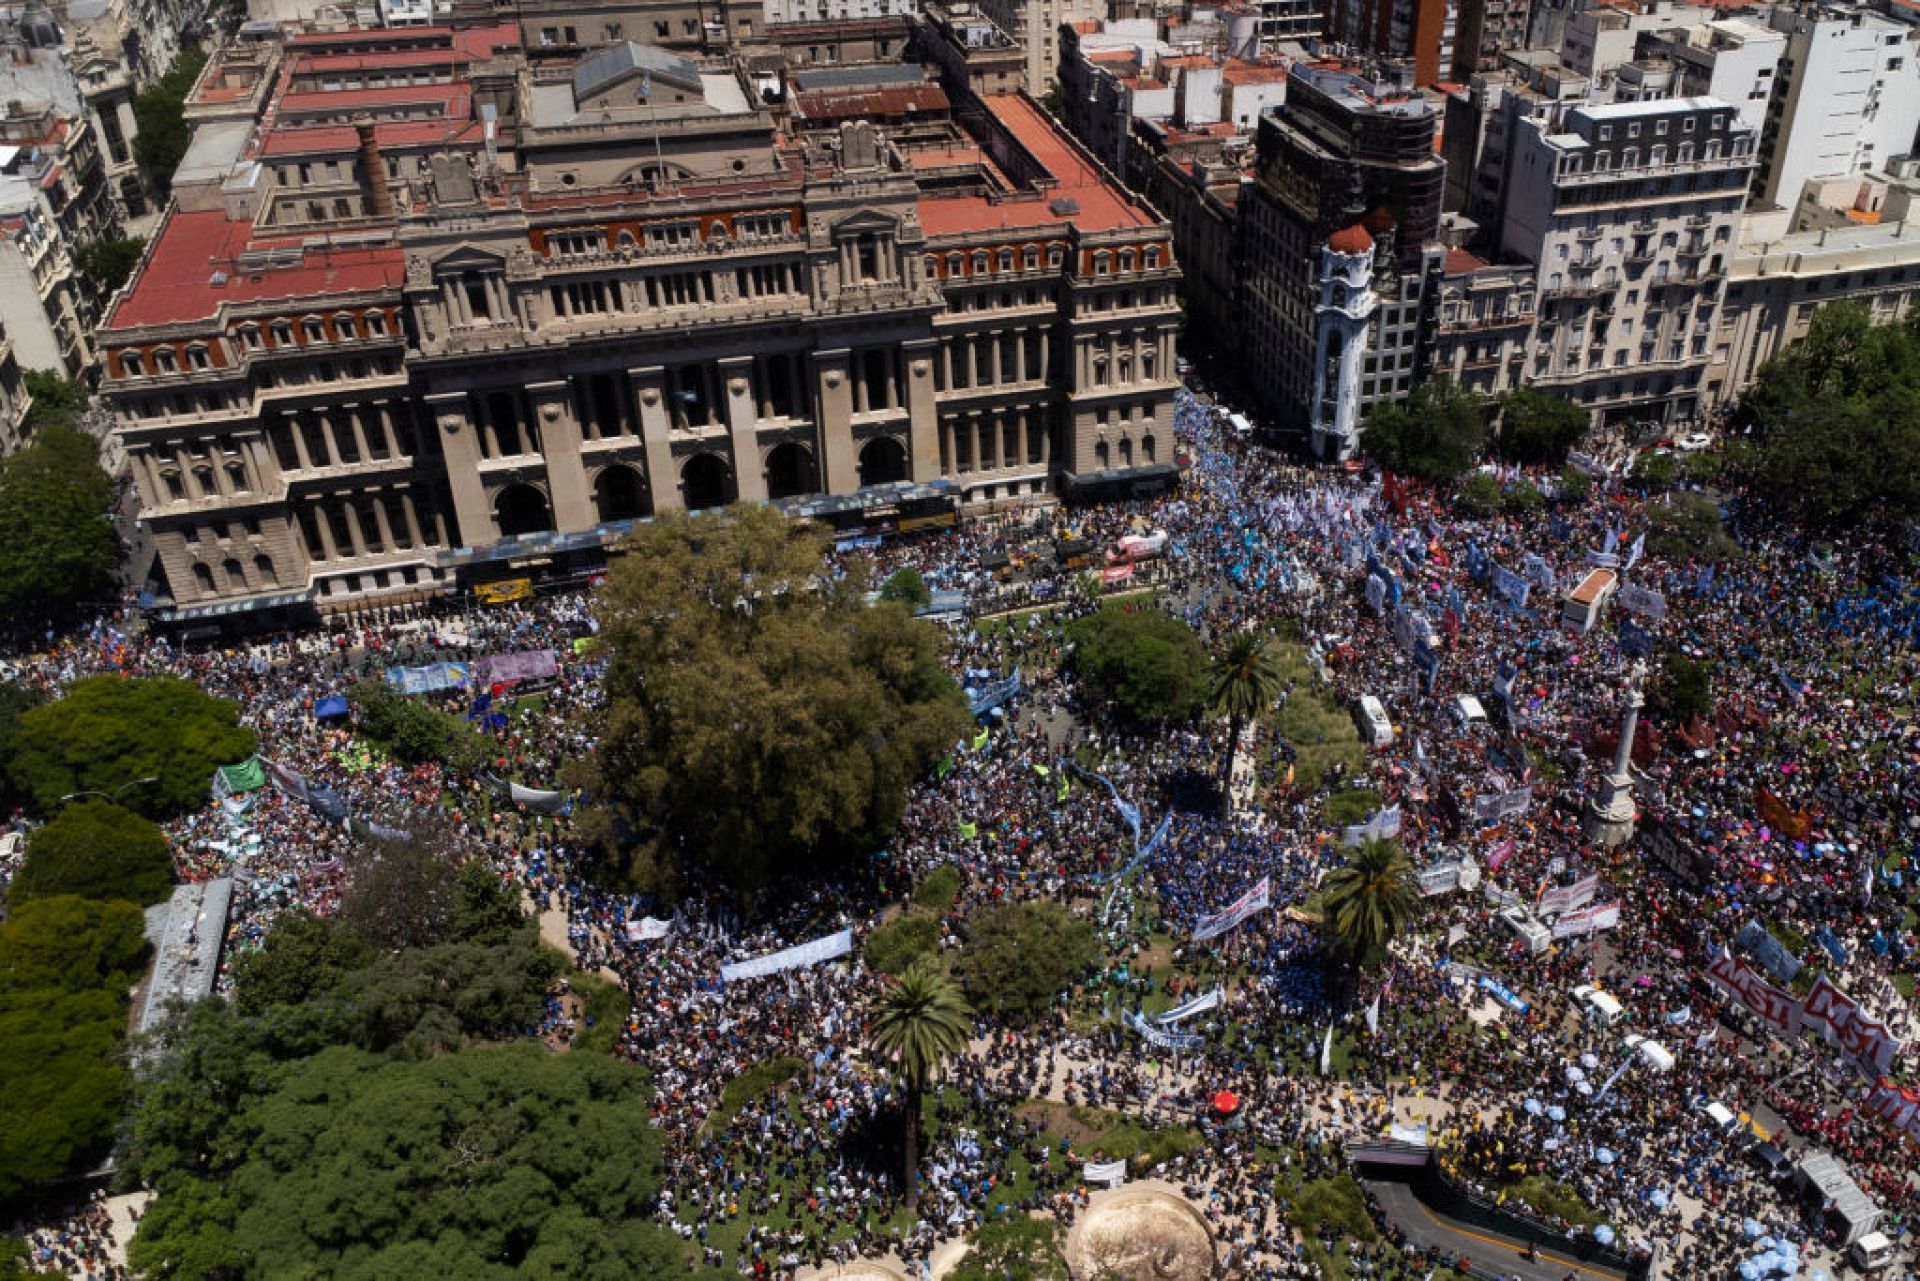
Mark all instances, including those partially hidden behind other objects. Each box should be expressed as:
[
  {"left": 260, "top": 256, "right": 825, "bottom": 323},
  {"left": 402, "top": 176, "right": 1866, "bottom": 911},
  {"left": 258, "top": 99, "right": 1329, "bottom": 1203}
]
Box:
[{"left": 1239, "top": 61, "right": 1445, "bottom": 458}]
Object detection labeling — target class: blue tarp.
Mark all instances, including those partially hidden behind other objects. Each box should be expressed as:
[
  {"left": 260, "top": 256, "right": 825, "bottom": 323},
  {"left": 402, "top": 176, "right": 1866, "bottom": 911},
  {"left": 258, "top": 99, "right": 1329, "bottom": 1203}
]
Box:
[{"left": 314, "top": 694, "right": 350, "bottom": 720}]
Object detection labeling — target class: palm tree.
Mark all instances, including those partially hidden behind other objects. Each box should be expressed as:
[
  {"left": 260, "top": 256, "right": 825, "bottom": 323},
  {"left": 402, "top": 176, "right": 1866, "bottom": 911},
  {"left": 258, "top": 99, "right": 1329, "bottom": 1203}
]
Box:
[
  {"left": 1206, "top": 630, "right": 1285, "bottom": 812},
  {"left": 1319, "top": 838, "right": 1418, "bottom": 969},
  {"left": 866, "top": 959, "right": 972, "bottom": 1212}
]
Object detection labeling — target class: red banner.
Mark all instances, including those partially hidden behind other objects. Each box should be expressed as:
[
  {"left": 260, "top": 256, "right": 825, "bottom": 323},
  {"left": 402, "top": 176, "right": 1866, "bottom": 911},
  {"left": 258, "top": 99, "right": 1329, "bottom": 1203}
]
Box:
[{"left": 1755, "top": 787, "right": 1814, "bottom": 842}]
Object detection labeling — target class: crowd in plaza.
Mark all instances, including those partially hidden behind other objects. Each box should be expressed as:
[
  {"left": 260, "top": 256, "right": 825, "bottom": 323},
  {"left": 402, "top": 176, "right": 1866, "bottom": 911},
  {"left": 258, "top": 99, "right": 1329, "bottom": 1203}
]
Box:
[{"left": 5, "top": 384, "right": 1920, "bottom": 1279}]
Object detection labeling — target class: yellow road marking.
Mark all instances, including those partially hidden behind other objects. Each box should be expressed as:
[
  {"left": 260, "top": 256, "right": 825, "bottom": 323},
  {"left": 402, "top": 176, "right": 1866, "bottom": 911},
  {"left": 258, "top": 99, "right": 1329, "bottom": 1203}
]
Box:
[{"left": 1407, "top": 1194, "right": 1619, "bottom": 1279}]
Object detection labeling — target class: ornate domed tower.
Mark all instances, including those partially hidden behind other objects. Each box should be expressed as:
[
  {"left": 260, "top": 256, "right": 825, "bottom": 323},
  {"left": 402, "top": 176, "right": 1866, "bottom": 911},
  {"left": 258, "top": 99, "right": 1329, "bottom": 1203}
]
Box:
[{"left": 1309, "top": 222, "right": 1377, "bottom": 461}]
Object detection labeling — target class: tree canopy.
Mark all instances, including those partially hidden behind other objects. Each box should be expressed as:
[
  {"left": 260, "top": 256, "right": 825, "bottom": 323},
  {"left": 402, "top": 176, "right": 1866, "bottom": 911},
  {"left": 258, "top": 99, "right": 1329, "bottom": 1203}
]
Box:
[
  {"left": 127, "top": 1043, "right": 691, "bottom": 1281},
  {"left": 1495, "top": 387, "right": 1589, "bottom": 467},
  {"left": 587, "top": 506, "right": 969, "bottom": 893},
  {"left": 1068, "top": 603, "right": 1206, "bottom": 725},
  {"left": 74, "top": 238, "right": 146, "bottom": 298},
  {"left": 346, "top": 678, "right": 485, "bottom": 769},
  {"left": 6, "top": 675, "right": 254, "bottom": 817},
  {"left": 132, "top": 48, "right": 208, "bottom": 196},
  {"left": 9, "top": 799, "right": 173, "bottom": 907},
  {"left": 0, "top": 896, "right": 150, "bottom": 1205},
  {"left": 0, "top": 426, "right": 119, "bottom": 630},
  {"left": 1362, "top": 379, "right": 1489, "bottom": 481},
  {"left": 1319, "top": 839, "right": 1417, "bottom": 968},
  {"left": 952, "top": 900, "right": 1098, "bottom": 1023},
  {"left": 1737, "top": 302, "right": 1920, "bottom": 528},
  {"left": 21, "top": 371, "right": 89, "bottom": 434}
]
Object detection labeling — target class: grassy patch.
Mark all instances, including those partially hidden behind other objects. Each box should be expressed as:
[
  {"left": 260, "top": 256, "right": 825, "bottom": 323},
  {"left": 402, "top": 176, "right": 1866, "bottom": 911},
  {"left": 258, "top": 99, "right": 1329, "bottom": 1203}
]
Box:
[
  {"left": 864, "top": 909, "right": 942, "bottom": 975},
  {"left": 704, "top": 1055, "right": 807, "bottom": 1134},
  {"left": 1507, "top": 1174, "right": 1602, "bottom": 1227},
  {"left": 566, "top": 969, "right": 629, "bottom": 1055},
  {"left": 1017, "top": 1100, "right": 1199, "bottom": 1171},
  {"left": 1263, "top": 634, "right": 1365, "bottom": 790},
  {"left": 1325, "top": 788, "right": 1382, "bottom": 828},
  {"left": 1893, "top": 973, "right": 1916, "bottom": 1001},
  {"left": 913, "top": 864, "right": 962, "bottom": 911},
  {"left": 1285, "top": 1173, "right": 1379, "bottom": 1241}
]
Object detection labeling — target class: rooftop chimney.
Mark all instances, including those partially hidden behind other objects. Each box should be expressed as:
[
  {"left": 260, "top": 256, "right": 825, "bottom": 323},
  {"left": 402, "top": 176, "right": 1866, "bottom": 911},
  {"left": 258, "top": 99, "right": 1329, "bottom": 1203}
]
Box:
[{"left": 355, "top": 116, "right": 394, "bottom": 219}]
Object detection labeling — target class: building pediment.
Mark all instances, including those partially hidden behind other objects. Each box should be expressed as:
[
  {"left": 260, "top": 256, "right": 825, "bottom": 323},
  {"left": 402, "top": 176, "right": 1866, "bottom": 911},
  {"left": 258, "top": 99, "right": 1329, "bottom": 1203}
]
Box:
[
  {"left": 428, "top": 245, "right": 509, "bottom": 275},
  {"left": 832, "top": 209, "right": 899, "bottom": 237}
]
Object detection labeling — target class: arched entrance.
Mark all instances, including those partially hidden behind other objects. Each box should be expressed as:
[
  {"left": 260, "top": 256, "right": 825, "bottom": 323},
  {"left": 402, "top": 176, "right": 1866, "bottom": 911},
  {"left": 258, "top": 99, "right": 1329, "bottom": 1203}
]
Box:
[
  {"left": 494, "top": 483, "right": 554, "bottom": 537},
  {"left": 764, "top": 442, "right": 817, "bottom": 500},
  {"left": 681, "top": 453, "right": 732, "bottom": 510},
  {"left": 857, "top": 436, "right": 908, "bottom": 487},
  {"left": 593, "top": 464, "right": 650, "bottom": 522}
]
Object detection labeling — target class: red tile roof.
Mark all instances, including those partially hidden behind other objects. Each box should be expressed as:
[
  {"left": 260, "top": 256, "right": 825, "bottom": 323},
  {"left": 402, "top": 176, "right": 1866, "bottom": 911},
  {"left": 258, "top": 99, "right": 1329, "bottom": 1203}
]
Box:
[
  {"left": 1444, "top": 248, "right": 1491, "bottom": 274},
  {"left": 918, "top": 94, "right": 1155, "bottom": 238},
  {"left": 106, "top": 210, "right": 405, "bottom": 331},
  {"left": 792, "top": 84, "right": 948, "bottom": 122},
  {"left": 1327, "top": 222, "right": 1373, "bottom": 255},
  {"left": 276, "top": 82, "right": 472, "bottom": 116},
  {"left": 259, "top": 118, "right": 483, "bottom": 157}
]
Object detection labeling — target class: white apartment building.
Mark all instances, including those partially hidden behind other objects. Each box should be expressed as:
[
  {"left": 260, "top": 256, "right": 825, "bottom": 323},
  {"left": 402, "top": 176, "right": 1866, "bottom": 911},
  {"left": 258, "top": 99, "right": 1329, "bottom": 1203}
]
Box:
[
  {"left": 1753, "top": 4, "right": 1920, "bottom": 208},
  {"left": 1501, "top": 95, "right": 1756, "bottom": 428},
  {"left": 0, "top": 195, "right": 92, "bottom": 374},
  {"left": 1705, "top": 197, "right": 1920, "bottom": 405},
  {"left": 763, "top": 0, "right": 914, "bottom": 24},
  {"left": 1559, "top": 0, "right": 1714, "bottom": 78},
  {"left": 1647, "top": 16, "right": 1785, "bottom": 133}
]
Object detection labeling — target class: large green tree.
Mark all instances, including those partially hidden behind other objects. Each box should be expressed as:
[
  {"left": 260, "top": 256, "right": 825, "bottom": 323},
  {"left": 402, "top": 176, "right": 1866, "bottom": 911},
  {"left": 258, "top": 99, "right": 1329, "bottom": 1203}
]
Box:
[
  {"left": 1362, "top": 379, "right": 1489, "bottom": 481},
  {"left": 0, "top": 896, "right": 150, "bottom": 1204},
  {"left": 1738, "top": 302, "right": 1920, "bottom": 528},
  {"left": 1495, "top": 387, "right": 1589, "bottom": 467},
  {"left": 1207, "top": 630, "right": 1284, "bottom": 811},
  {"left": 588, "top": 506, "right": 969, "bottom": 892},
  {"left": 1319, "top": 839, "right": 1418, "bottom": 969},
  {"left": 74, "top": 238, "right": 146, "bottom": 298},
  {"left": 21, "top": 370, "right": 89, "bottom": 433},
  {"left": 346, "top": 677, "right": 485, "bottom": 769},
  {"left": 9, "top": 799, "right": 172, "bottom": 907},
  {"left": 952, "top": 900, "right": 1098, "bottom": 1023},
  {"left": 132, "top": 48, "right": 208, "bottom": 196},
  {"left": 866, "top": 960, "right": 971, "bottom": 1212},
  {"left": 6, "top": 675, "right": 254, "bottom": 817},
  {"left": 0, "top": 426, "right": 119, "bottom": 629},
  {"left": 1068, "top": 603, "right": 1206, "bottom": 725},
  {"left": 128, "top": 1043, "right": 698, "bottom": 1280}
]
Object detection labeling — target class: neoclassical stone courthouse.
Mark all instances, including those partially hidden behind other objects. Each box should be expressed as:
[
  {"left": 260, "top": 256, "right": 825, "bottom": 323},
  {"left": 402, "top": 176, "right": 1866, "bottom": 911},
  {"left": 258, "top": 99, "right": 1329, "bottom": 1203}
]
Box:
[{"left": 102, "top": 21, "right": 1179, "bottom": 622}]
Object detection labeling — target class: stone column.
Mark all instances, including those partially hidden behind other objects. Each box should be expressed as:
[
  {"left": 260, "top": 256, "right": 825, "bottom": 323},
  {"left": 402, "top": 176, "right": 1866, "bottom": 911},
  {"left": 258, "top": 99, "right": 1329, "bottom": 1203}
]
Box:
[
  {"left": 309, "top": 500, "right": 339, "bottom": 562},
  {"left": 811, "top": 348, "right": 857, "bottom": 494},
  {"left": 719, "top": 356, "right": 767, "bottom": 503},
  {"left": 425, "top": 390, "right": 489, "bottom": 544},
  {"left": 529, "top": 379, "right": 593, "bottom": 529},
  {"left": 903, "top": 339, "right": 940, "bottom": 482},
  {"left": 401, "top": 491, "right": 426, "bottom": 547},
  {"left": 369, "top": 493, "right": 397, "bottom": 552},
  {"left": 629, "top": 367, "right": 683, "bottom": 514}
]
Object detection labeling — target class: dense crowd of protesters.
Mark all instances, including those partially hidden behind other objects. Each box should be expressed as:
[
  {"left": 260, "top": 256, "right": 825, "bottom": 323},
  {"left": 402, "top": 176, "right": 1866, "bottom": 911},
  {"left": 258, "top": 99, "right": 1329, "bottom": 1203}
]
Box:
[{"left": 5, "top": 385, "right": 1919, "bottom": 1279}]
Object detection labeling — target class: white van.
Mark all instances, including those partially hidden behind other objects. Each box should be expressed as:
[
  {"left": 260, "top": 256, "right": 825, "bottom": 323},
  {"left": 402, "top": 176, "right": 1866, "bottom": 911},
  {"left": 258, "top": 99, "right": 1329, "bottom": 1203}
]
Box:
[
  {"left": 1849, "top": 1230, "right": 1895, "bottom": 1271},
  {"left": 1453, "top": 695, "right": 1489, "bottom": 732},
  {"left": 1698, "top": 1100, "right": 1739, "bottom": 1134},
  {"left": 1624, "top": 1033, "right": 1675, "bottom": 1073},
  {"left": 1353, "top": 695, "right": 1394, "bottom": 748},
  {"left": 1572, "top": 984, "right": 1624, "bottom": 1026}
]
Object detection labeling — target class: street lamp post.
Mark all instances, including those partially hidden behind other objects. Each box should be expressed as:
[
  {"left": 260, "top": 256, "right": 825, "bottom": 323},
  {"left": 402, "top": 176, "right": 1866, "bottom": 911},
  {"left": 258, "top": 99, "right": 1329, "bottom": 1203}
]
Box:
[{"left": 59, "top": 776, "right": 161, "bottom": 806}]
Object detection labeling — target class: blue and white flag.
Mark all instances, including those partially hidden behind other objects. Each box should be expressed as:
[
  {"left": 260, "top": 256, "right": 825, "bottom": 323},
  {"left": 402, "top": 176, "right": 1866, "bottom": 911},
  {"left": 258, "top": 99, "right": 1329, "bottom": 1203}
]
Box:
[{"left": 1155, "top": 988, "right": 1223, "bottom": 1025}]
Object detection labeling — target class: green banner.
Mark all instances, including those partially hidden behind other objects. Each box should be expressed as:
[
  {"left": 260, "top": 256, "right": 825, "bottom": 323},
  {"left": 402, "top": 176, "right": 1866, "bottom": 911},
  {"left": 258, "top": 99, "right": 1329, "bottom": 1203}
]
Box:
[
  {"left": 958, "top": 820, "right": 978, "bottom": 839},
  {"left": 972, "top": 727, "right": 990, "bottom": 750},
  {"left": 219, "top": 756, "right": 267, "bottom": 793}
]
